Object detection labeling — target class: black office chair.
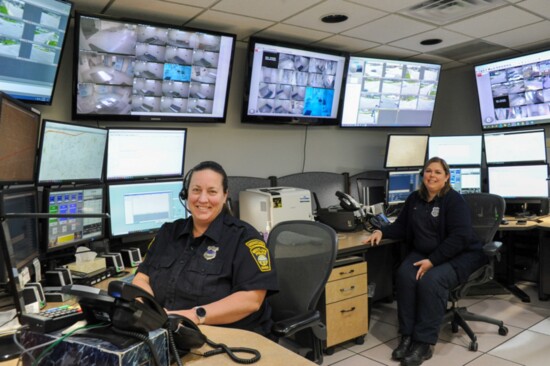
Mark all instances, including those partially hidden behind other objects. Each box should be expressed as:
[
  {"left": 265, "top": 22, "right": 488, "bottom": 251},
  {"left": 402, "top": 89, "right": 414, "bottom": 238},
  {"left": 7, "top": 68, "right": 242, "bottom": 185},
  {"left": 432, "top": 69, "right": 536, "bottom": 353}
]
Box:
[
  {"left": 267, "top": 220, "right": 338, "bottom": 364},
  {"left": 443, "top": 193, "right": 509, "bottom": 351}
]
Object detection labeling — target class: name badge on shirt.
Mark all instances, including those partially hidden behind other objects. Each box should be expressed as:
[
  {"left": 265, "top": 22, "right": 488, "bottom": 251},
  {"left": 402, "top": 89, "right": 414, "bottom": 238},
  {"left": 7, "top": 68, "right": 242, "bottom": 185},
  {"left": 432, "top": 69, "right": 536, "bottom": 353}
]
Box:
[
  {"left": 204, "top": 246, "right": 219, "bottom": 260},
  {"left": 431, "top": 207, "right": 440, "bottom": 218}
]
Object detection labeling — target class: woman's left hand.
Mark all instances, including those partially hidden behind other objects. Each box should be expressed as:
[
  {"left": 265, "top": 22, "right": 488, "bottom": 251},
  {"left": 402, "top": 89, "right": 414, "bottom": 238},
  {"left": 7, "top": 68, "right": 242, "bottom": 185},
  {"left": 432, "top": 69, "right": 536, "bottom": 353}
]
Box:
[{"left": 413, "top": 259, "right": 434, "bottom": 280}]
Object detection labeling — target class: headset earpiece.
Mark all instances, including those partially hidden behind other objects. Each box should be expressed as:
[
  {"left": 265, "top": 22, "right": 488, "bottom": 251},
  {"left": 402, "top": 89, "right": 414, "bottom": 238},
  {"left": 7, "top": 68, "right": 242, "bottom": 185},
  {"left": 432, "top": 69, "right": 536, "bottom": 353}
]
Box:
[{"left": 180, "top": 169, "right": 193, "bottom": 201}]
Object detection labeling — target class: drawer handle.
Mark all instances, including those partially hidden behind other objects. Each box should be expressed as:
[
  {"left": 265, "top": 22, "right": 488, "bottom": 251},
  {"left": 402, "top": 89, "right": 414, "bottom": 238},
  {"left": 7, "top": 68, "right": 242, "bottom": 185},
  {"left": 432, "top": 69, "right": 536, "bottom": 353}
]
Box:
[
  {"left": 339, "top": 269, "right": 355, "bottom": 276},
  {"left": 340, "top": 307, "right": 356, "bottom": 314},
  {"left": 339, "top": 286, "right": 356, "bottom": 293}
]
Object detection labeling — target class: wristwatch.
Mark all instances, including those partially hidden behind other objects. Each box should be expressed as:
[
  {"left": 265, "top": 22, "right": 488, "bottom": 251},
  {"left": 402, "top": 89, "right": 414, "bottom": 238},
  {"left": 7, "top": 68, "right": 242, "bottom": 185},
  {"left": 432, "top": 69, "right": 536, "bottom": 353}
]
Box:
[{"left": 194, "top": 306, "right": 206, "bottom": 325}]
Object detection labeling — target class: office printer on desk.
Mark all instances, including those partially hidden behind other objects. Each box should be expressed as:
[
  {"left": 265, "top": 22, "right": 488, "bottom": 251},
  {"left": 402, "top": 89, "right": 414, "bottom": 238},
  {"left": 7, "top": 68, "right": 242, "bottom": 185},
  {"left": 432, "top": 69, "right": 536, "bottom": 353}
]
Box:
[{"left": 239, "top": 187, "right": 314, "bottom": 233}]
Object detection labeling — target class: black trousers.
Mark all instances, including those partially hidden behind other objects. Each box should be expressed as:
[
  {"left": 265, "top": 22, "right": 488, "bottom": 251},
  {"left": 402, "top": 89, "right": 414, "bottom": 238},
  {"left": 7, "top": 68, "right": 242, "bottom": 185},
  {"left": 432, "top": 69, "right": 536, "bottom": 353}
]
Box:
[{"left": 395, "top": 251, "right": 459, "bottom": 344}]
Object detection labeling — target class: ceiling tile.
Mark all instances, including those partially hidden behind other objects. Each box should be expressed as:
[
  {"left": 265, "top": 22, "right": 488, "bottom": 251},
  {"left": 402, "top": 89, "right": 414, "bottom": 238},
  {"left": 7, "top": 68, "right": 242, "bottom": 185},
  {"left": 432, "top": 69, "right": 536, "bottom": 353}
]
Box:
[
  {"left": 212, "top": 0, "right": 321, "bottom": 22},
  {"left": 344, "top": 0, "right": 424, "bottom": 12},
  {"left": 444, "top": 6, "right": 543, "bottom": 38},
  {"left": 389, "top": 28, "right": 474, "bottom": 53},
  {"left": 483, "top": 20, "right": 550, "bottom": 49},
  {"left": 71, "top": 0, "right": 111, "bottom": 13},
  {"left": 255, "top": 23, "right": 332, "bottom": 44},
  {"left": 283, "top": 0, "right": 387, "bottom": 33},
  {"left": 186, "top": 10, "right": 274, "bottom": 40},
  {"left": 342, "top": 14, "right": 434, "bottom": 43},
  {"left": 315, "top": 35, "right": 379, "bottom": 53},
  {"left": 356, "top": 45, "right": 419, "bottom": 59},
  {"left": 163, "top": 0, "right": 218, "bottom": 7},
  {"left": 106, "top": 0, "right": 202, "bottom": 25},
  {"left": 408, "top": 53, "right": 453, "bottom": 65},
  {"left": 516, "top": 0, "right": 550, "bottom": 19}
]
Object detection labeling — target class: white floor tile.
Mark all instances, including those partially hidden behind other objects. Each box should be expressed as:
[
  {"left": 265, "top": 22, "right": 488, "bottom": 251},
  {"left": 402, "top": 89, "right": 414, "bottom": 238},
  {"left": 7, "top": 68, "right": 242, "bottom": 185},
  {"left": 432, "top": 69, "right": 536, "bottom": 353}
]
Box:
[
  {"left": 489, "top": 330, "right": 550, "bottom": 366},
  {"left": 465, "top": 353, "right": 524, "bottom": 366},
  {"left": 344, "top": 318, "right": 399, "bottom": 353},
  {"left": 439, "top": 320, "right": 523, "bottom": 352},
  {"left": 330, "top": 354, "right": 386, "bottom": 365},
  {"left": 529, "top": 318, "right": 550, "bottom": 336},
  {"left": 466, "top": 298, "right": 550, "bottom": 329}
]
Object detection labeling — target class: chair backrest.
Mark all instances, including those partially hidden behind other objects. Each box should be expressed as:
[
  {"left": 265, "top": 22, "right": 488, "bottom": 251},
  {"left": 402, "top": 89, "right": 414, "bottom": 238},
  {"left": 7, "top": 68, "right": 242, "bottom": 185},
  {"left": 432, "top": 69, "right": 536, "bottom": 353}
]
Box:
[
  {"left": 462, "top": 193, "right": 506, "bottom": 245},
  {"left": 227, "top": 176, "right": 273, "bottom": 218},
  {"left": 267, "top": 220, "right": 338, "bottom": 322},
  {"left": 275, "top": 172, "right": 349, "bottom": 211},
  {"left": 349, "top": 170, "right": 387, "bottom": 203}
]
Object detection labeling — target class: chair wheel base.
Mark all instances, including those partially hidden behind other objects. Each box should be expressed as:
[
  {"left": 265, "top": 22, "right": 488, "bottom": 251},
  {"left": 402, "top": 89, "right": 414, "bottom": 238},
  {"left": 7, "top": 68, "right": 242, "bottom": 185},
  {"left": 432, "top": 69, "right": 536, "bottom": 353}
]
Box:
[
  {"left": 498, "top": 326, "right": 508, "bottom": 336},
  {"left": 324, "top": 347, "right": 335, "bottom": 355},
  {"left": 469, "top": 341, "right": 478, "bottom": 351},
  {"left": 354, "top": 336, "right": 365, "bottom": 345}
]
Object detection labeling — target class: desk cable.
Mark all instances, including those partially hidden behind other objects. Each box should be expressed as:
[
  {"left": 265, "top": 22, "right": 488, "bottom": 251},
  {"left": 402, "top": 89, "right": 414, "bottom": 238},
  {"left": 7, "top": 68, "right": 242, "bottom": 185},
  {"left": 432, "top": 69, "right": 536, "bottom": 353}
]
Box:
[{"left": 202, "top": 337, "right": 261, "bottom": 364}]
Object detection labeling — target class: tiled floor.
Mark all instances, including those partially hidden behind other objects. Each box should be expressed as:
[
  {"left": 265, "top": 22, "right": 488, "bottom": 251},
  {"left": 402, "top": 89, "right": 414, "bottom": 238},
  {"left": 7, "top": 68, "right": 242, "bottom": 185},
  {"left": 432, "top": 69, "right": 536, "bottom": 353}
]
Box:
[{"left": 321, "top": 282, "right": 550, "bottom": 366}]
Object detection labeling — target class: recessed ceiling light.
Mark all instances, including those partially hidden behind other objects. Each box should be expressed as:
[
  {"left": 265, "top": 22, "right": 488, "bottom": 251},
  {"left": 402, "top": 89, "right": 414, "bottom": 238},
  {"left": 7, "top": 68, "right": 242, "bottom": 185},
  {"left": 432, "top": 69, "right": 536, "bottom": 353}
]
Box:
[
  {"left": 321, "top": 14, "right": 348, "bottom": 23},
  {"left": 420, "top": 38, "right": 443, "bottom": 46}
]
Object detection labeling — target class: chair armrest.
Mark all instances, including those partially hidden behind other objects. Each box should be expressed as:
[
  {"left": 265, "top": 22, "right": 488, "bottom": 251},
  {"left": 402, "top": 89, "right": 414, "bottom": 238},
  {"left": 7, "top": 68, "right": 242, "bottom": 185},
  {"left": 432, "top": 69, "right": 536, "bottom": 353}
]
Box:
[
  {"left": 271, "top": 310, "right": 326, "bottom": 339},
  {"left": 483, "top": 241, "right": 502, "bottom": 256}
]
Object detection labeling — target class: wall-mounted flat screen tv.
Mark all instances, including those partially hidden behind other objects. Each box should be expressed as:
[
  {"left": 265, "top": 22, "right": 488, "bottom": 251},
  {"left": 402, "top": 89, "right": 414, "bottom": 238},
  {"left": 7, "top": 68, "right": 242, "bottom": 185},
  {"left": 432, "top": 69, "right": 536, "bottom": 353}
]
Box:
[
  {"left": 341, "top": 56, "right": 441, "bottom": 127},
  {"left": 73, "top": 13, "right": 236, "bottom": 122},
  {"left": 475, "top": 48, "right": 550, "bottom": 130},
  {"left": 0, "top": 0, "right": 72, "bottom": 104},
  {"left": 384, "top": 134, "right": 429, "bottom": 169},
  {"left": 242, "top": 37, "right": 348, "bottom": 125}
]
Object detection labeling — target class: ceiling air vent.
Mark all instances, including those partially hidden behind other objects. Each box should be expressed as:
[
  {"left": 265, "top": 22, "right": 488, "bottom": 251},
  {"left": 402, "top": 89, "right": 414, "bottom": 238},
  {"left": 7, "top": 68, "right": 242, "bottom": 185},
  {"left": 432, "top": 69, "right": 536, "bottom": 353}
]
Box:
[{"left": 400, "top": 0, "right": 506, "bottom": 25}]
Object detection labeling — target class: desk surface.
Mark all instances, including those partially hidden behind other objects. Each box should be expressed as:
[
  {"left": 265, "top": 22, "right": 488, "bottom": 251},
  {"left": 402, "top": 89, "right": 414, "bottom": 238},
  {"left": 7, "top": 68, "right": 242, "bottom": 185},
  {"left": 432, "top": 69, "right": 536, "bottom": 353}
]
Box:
[{"left": 500, "top": 216, "right": 550, "bottom": 231}]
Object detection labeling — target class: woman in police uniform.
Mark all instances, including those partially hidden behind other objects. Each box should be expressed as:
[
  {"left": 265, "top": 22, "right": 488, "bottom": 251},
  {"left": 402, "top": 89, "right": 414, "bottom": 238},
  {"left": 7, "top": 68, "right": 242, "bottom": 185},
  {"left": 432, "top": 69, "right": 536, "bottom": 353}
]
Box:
[
  {"left": 364, "top": 157, "right": 486, "bottom": 366},
  {"left": 133, "top": 161, "right": 278, "bottom": 336}
]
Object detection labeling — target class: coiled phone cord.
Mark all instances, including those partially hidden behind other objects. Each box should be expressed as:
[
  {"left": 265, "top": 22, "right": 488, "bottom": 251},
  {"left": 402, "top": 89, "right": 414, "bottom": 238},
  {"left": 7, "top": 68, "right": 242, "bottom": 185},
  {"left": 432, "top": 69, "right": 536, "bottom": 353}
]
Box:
[{"left": 203, "top": 337, "right": 261, "bottom": 364}]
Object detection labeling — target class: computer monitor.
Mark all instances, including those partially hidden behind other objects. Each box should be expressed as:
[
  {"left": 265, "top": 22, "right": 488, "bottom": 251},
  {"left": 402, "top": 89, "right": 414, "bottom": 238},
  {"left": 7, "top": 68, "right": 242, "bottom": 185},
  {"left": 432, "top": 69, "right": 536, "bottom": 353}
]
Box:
[
  {"left": 488, "top": 164, "right": 549, "bottom": 200},
  {"left": 37, "top": 120, "right": 107, "bottom": 185},
  {"left": 0, "top": 188, "right": 40, "bottom": 272},
  {"left": 484, "top": 129, "right": 547, "bottom": 165},
  {"left": 356, "top": 178, "right": 385, "bottom": 206},
  {"left": 73, "top": 13, "right": 236, "bottom": 122},
  {"left": 449, "top": 167, "right": 482, "bottom": 194},
  {"left": 44, "top": 185, "right": 105, "bottom": 252},
  {"left": 387, "top": 170, "right": 421, "bottom": 205},
  {"left": 0, "top": 92, "right": 41, "bottom": 185},
  {"left": 0, "top": 0, "right": 73, "bottom": 105},
  {"left": 242, "top": 37, "right": 348, "bottom": 125},
  {"left": 106, "top": 128, "right": 187, "bottom": 181},
  {"left": 428, "top": 135, "right": 482, "bottom": 166},
  {"left": 384, "top": 134, "right": 429, "bottom": 169},
  {"left": 341, "top": 56, "right": 441, "bottom": 127},
  {"left": 108, "top": 180, "right": 186, "bottom": 237},
  {"left": 474, "top": 48, "right": 550, "bottom": 130}
]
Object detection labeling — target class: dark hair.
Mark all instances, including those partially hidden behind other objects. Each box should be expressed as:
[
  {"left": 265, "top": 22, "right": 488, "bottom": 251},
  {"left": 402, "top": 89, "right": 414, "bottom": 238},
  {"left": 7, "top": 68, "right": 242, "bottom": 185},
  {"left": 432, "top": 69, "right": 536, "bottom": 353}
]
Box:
[
  {"left": 187, "top": 161, "right": 228, "bottom": 193},
  {"left": 419, "top": 156, "right": 452, "bottom": 200}
]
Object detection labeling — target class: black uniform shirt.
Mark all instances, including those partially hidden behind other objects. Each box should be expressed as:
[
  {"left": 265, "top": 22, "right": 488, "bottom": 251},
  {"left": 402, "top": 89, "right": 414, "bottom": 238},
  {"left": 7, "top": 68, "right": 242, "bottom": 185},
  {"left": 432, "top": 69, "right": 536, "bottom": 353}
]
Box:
[
  {"left": 137, "top": 212, "right": 278, "bottom": 334},
  {"left": 412, "top": 197, "right": 440, "bottom": 255}
]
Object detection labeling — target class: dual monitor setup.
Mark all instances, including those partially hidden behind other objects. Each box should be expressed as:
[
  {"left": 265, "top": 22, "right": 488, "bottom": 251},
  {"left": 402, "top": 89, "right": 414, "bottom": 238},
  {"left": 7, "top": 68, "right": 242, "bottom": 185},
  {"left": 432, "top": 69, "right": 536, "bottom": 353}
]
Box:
[{"left": 364, "top": 130, "right": 549, "bottom": 211}]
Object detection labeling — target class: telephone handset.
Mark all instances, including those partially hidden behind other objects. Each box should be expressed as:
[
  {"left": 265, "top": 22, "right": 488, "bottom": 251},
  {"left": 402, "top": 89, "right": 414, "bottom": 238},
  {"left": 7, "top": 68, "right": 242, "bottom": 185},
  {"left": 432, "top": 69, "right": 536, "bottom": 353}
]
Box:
[
  {"left": 369, "top": 213, "right": 391, "bottom": 230},
  {"left": 336, "top": 191, "right": 362, "bottom": 211}
]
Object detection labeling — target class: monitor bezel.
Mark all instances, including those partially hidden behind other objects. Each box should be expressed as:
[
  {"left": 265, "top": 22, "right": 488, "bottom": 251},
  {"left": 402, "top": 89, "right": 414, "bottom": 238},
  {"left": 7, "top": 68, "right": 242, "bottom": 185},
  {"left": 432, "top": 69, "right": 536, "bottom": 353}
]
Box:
[
  {"left": 340, "top": 55, "right": 441, "bottom": 128},
  {"left": 474, "top": 47, "right": 550, "bottom": 131},
  {"left": 483, "top": 128, "right": 547, "bottom": 166},
  {"left": 36, "top": 119, "right": 108, "bottom": 186},
  {"left": 0, "top": 0, "right": 74, "bottom": 105},
  {"left": 71, "top": 12, "right": 237, "bottom": 123},
  {"left": 487, "top": 163, "right": 550, "bottom": 199},
  {"left": 386, "top": 169, "right": 422, "bottom": 205},
  {"left": 428, "top": 134, "right": 483, "bottom": 167},
  {"left": 42, "top": 184, "right": 106, "bottom": 253},
  {"left": 105, "top": 127, "right": 187, "bottom": 182},
  {"left": 0, "top": 92, "right": 41, "bottom": 186},
  {"left": 448, "top": 165, "right": 483, "bottom": 194},
  {"left": 107, "top": 179, "right": 185, "bottom": 238},
  {"left": 384, "top": 134, "right": 429, "bottom": 169},
  {"left": 241, "top": 36, "right": 349, "bottom": 126}
]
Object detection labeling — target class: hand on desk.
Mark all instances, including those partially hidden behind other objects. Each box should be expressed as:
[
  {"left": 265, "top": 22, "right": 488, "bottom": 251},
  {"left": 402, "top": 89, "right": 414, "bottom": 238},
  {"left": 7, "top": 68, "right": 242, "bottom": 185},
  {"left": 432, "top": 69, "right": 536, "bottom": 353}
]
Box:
[{"left": 362, "top": 230, "right": 382, "bottom": 246}]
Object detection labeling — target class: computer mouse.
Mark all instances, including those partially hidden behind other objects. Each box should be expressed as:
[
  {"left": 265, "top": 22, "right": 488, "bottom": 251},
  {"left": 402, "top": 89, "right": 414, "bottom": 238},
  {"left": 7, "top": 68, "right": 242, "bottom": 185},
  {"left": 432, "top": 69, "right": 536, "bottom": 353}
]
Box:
[{"left": 500, "top": 219, "right": 508, "bottom": 225}]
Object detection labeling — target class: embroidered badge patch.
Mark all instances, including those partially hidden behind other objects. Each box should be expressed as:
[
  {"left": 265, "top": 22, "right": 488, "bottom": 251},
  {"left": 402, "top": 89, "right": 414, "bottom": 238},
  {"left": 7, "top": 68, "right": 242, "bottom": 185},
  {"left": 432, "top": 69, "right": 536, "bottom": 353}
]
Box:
[
  {"left": 431, "top": 207, "right": 440, "bottom": 217},
  {"left": 245, "top": 239, "right": 271, "bottom": 272},
  {"left": 204, "top": 246, "right": 219, "bottom": 260}
]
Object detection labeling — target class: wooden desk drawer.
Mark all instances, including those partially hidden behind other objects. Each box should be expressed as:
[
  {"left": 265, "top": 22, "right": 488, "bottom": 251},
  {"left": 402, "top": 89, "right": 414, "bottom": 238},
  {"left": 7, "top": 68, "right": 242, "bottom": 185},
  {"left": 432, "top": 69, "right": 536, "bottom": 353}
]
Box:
[
  {"left": 325, "top": 294, "right": 369, "bottom": 347},
  {"left": 328, "top": 261, "right": 367, "bottom": 282},
  {"left": 325, "top": 275, "right": 368, "bottom": 304}
]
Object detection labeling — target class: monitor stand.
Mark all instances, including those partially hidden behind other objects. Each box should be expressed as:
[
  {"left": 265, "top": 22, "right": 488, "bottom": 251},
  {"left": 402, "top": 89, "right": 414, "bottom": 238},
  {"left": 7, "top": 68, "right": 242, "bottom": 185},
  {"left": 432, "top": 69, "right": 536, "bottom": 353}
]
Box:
[{"left": 514, "top": 203, "right": 536, "bottom": 220}]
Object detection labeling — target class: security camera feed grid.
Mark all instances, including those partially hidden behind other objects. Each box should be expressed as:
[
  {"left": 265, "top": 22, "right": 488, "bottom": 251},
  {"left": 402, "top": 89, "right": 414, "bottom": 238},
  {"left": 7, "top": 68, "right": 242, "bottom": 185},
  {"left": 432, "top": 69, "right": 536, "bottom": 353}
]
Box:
[
  {"left": 342, "top": 57, "right": 440, "bottom": 127},
  {"left": 76, "top": 15, "right": 232, "bottom": 117},
  {"left": 476, "top": 50, "right": 550, "bottom": 129},
  {"left": 247, "top": 43, "right": 345, "bottom": 118}
]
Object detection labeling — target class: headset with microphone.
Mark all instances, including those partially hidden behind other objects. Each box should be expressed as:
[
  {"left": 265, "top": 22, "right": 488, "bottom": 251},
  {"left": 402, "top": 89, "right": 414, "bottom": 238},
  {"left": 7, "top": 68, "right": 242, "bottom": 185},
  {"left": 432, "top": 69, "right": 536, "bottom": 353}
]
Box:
[{"left": 179, "top": 168, "right": 193, "bottom": 212}]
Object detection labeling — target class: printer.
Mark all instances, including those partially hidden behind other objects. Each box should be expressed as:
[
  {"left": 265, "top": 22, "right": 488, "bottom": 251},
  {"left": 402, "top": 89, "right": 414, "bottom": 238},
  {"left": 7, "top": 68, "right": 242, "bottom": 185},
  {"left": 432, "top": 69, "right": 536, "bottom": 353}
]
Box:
[{"left": 239, "top": 187, "right": 314, "bottom": 233}]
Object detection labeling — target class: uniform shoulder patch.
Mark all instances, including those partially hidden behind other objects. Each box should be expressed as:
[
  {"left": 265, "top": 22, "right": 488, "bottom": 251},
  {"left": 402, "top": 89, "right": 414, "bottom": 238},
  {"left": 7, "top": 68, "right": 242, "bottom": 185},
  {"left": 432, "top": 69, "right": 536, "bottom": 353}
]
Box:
[{"left": 245, "top": 239, "right": 272, "bottom": 272}]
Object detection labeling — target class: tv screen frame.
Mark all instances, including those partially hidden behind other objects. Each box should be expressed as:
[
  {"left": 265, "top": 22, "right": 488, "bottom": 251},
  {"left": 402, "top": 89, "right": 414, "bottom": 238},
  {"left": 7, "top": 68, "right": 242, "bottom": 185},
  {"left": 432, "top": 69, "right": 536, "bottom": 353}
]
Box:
[
  {"left": 384, "top": 134, "right": 429, "bottom": 169},
  {"left": 72, "top": 12, "right": 236, "bottom": 123},
  {"left": 474, "top": 48, "right": 550, "bottom": 130},
  {"left": 242, "top": 36, "right": 349, "bottom": 125},
  {"left": 107, "top": 179, "right": 187, "bottom": 238},
  {"left": 37, "top": 120, "right": 108, "bottom": 185},
  {"left": 487, "top": 164, "right": 549, "bottom": 200},
  {"left": 483, "top": 128, "right": 547, "bottom": 165},
  {"left": 449, "top": 166, "right": 482, "bottom": 194},
  {"left": 341, "top": 56, "right": 441, "bottom": 128},
  {"left": 428, "top": 135, "right": 483, "bottom": 166},
  {"left": 105, "top": 127, "right": 187, "bottom": 182},
  {"left": 0, "top": 0, "right": 73, "bottom": 105},
  {"left": 43, "top": 184, "right": 105, "bottom": 253},
  {"left": 386, "top": 169, "right": 421, "bottom": 205},
  {"left": 0, "top": 92, "right": 41, "bottom": 185}
]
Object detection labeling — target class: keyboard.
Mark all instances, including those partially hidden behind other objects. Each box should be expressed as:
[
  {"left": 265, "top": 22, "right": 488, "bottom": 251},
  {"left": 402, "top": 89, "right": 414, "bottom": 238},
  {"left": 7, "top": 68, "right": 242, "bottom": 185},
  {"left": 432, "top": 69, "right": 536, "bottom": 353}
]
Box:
[{"left": 20, "top": 304, "right": 84, "bottom": 333}]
